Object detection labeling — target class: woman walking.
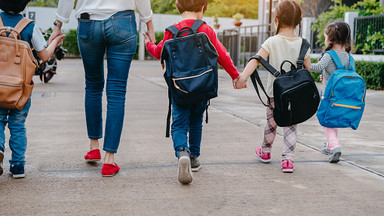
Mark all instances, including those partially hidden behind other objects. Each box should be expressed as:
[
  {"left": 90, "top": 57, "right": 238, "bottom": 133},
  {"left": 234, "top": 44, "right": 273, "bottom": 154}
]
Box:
[{"left": 50, "top": 0, "right": 155, "bottom": 177}]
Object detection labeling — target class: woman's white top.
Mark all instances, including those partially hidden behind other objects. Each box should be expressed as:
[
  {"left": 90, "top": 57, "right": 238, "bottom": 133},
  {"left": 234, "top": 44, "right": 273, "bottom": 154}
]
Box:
[{"left": 56, "top": 0, "right": 153, "bottom": 23}]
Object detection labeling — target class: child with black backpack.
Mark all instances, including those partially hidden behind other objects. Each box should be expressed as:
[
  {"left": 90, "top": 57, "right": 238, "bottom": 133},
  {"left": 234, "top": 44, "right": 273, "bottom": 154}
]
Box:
[
  {"left": 0, "top": 0, "right": 65, "bottom": 178},
  {"left": 310, "top": 21, "right": 365, "bottom": 163},
  {"left": 144, "top": 0, "right": 239, "bottom": 184},
  {"left": 236, "top": 0, "right": 311, "bottom": 173}
]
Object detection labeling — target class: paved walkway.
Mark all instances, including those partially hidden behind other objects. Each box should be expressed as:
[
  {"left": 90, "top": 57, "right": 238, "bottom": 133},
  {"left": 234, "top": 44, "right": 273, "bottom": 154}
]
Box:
[{"left": 0, "top": 59, "right": 383, "bottom": 215}]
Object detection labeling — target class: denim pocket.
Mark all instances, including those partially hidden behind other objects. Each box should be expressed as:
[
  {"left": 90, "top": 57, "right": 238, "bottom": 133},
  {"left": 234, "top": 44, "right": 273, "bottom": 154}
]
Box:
[
  {"left": 78, "top": 19, "right": 94, "bottom": 41},
  {"left": 111, "top": 15, "right": 133, "bottom": 39}
]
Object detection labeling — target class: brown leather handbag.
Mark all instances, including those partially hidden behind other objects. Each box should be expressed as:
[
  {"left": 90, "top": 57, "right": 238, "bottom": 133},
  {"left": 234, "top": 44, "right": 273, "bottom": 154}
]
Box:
[{"left": 0, "top": 17, "right": 37, "bottom": 110}]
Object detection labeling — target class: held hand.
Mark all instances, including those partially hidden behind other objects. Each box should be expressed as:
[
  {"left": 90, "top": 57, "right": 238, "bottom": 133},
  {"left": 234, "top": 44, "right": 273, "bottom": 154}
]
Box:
[
  {"left": 232, "top": 77, "right": 239, "bottom": 89},
  {"left": 320, "top": 74, "right": 323, "bottom": 82},
  {"left": 49, "top": 24, "right": 63, "bottom": 44},
  {"left": 146, "top": 30, "right": 156, "bottom": 43},
  {"left": 143, "top": 32, "right": 151, "bottom": 45},
  {"left": 51, "top": 34, "right": 66, "bottom": 48},
  {"left": 236, "top": 74, "right": 248, "bottom": 89}
]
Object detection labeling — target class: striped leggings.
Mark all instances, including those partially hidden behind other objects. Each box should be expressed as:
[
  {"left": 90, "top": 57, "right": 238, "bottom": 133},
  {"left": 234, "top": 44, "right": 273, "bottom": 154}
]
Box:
[{"left": 261, "top": 98, "right": 297, "bottom": 160}]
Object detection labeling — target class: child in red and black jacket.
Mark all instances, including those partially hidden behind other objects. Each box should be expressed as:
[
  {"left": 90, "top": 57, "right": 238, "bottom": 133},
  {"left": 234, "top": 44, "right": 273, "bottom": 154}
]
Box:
[{"left": 144, "top": 0, "right": 239, "bottom": 184}]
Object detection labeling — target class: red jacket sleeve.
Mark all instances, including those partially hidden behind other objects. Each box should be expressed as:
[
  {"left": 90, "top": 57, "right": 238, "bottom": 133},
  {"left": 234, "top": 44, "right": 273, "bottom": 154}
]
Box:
[
  {"left": 202, "top": 25, "right": 239, "bottom": 80},
  {"left": 146, "top": 31, "right": 173, "bottom": 60}
]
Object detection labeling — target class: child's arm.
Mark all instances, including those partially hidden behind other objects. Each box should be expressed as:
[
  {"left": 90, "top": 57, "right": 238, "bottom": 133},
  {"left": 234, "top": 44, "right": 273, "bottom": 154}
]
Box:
[
  {"left": 36, "top": 34, "right": 65, "bottom": 62},
  {"left": 206, "top": 28, "right": 239, "bottom": 81},
  {"left": 304, "top": 57, "right": 311, "bottom": 70},
  {"left": 236, "top": 48, "right": 269, "bottom": 89},
  {"left": 310, "top": 53, "right": 332, "bottom": 72},
  {"left": 144, "top": 31, "right": 172, "bottom": 59}
]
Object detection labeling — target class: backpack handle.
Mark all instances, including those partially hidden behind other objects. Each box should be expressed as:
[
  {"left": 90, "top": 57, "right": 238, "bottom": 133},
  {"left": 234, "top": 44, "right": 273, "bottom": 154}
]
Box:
[
  {"left": 174, "top": 26, "right": 196, "bottom": 39},
  {"left": 280, "top": 60, "right": 296, "bottom": 75},
  {"left": 0, "top": 27, "right": 21, "bottom": 64}
]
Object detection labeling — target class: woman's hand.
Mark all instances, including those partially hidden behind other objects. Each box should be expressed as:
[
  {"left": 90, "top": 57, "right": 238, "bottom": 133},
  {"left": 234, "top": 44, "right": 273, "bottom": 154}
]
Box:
[{"left": 143, "top": 32, "right": 151, "bottom": 44}]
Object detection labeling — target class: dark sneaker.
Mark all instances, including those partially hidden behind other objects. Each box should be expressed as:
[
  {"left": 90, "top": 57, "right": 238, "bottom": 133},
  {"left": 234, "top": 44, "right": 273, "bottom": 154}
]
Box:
[
  {"left": 177, "top": 150, "right": 192, "bottom": 184},
  {"left": 329, "top": 147, "right": 341, "bottom": 163},
  {"left": 10, "top": 164, "right": 25, "bottom": 179},
  {"left": 191, "top": 156, "right": 202, "bottom": 172},
  {"left": 0, "top": 150, "right": 4, "bottom": 176}
]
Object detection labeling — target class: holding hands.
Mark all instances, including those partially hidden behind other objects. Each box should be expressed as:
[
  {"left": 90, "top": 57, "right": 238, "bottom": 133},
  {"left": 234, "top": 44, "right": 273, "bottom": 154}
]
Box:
[{"left": 234, "top": 73, "right": 248, "bottom": 89}]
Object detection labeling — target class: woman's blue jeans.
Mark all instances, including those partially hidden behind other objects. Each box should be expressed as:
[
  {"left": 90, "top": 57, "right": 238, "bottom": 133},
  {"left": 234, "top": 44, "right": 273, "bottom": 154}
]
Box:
[
  {"left": 77, "top": 11, "right": 137, "bottom": 153},
  {"left": 0, "top": 98, "right": 31, "bottom": 166},
  {"left": 171, "top": 100, "right": 207, "bottom": 158}
]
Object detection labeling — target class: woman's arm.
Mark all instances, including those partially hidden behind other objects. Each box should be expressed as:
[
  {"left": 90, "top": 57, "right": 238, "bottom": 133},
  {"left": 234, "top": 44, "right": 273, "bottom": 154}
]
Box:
[
  {"left": 56, "top": 0, "right": 76, "bottom": 23},
  {"left": 49, "top": 0, "right": 75, "bottom": 44}
]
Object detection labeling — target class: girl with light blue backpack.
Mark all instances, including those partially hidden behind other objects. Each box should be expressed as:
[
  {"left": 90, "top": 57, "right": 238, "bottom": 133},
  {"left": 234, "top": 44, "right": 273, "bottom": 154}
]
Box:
[{"left": 311, "top": 21, "right": 366, "bottom": 163}]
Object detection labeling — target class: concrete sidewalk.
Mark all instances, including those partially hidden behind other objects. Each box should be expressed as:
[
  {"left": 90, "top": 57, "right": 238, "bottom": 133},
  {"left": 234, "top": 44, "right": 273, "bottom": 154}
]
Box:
[{"left": 0, "top": 59, "right": 383, "bottom": 215}]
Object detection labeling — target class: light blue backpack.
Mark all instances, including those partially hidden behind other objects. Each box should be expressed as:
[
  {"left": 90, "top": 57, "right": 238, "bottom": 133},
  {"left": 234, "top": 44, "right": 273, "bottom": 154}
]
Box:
[{"left": 316, "top": 50, "right": 366, "bottom": 130}]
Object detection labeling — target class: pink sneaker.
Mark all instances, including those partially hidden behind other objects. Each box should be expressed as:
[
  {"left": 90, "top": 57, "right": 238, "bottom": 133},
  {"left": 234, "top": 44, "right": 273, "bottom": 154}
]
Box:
[
  {"left": 281, "top": 160, "right": 294, "bottom": 173},
  {"left": 254, "top": 146, "right": 271, "bottom": 163}
]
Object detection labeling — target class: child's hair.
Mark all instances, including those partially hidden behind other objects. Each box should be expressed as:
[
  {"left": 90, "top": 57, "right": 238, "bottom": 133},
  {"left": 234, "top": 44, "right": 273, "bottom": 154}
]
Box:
[
  {"left": 0, "top": 0, "right": 30, "bottom": 14},
  {"left": 176, "top": 0, "right": 208, "bottom": 14},
  {"left": 274, "top": 0, "right": 302, "bottom": 35},
  {"left": 324, "top": 21, "right": 352, "bottom": 53}
]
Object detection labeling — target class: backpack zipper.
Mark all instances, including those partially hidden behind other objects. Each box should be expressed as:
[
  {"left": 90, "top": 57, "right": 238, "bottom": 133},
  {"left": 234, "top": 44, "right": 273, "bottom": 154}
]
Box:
[
  {"left": 172, "top": 68, "right": 213, "bottom": 93},
  {"left": 0, "top": 83, "right": 22, "bottom": 87},
  {"left": 331, "top": 103, "right": 361, "bottom": 109}
]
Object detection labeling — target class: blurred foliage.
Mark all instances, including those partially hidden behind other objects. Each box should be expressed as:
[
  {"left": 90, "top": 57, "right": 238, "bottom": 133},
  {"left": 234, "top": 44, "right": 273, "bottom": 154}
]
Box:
[
  {"left": 151, "top": 0, "right": 258, "bottom": 19},
  {"left": 62, "top": 29, "right": 80, "bottom": 56},
  {"left": 312, "top": 0, "right": 384, "bottom": 51},
  {"left": 28, "top": 0, "right": 58, "bottom": 7}
]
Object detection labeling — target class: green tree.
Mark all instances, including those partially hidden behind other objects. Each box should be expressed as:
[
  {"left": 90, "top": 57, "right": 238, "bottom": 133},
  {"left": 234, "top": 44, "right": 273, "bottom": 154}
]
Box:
[
  {"left": 151, "top": 0, "right": 258, "bottom": 19},
  {"left": 150, "top": 0, "right": 178, "bottom": 14},
  {"left": 28, "top": 0, "right": 58, "bottom": 7},
  {"left": 312, "top": 0, "right": 384, "bottom": 53}
]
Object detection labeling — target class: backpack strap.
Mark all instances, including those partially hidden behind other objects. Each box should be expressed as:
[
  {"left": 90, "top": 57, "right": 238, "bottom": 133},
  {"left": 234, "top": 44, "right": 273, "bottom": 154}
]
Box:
[
  {"left": 13, "top": 18, "right": 33, "bottom": 35},
  {"left": 0, "top": 16, "right": 4, "bottom": 27},
  {"left": 191, "top": 19, "right": 205, "bottom": 33},
  {"left": 326, "top": 50, "right": 344, "bottom": 70},
  {"left": 0, "top": 16, "right": 5, "bottom": 37},
  {"left": 297, "top": 38, "right": 310, "bottom": 69},
  {"left": 249, "top": 55, "right": 280, "bottom": 77},
  {"left": 348, "top": 53, "right": 355, "bottom": 70},
  {"left": 250, "top": 69, "right": 272, "bottom": 109},
  {"left": 166, "top": 90, "right": 172, "bottom": 138},
  {"left": 165, "top": 25, "right": 179, "bottom": 36}
]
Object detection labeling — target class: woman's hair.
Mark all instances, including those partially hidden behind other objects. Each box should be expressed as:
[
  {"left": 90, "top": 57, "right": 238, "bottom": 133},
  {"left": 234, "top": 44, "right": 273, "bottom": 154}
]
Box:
[
  {"left": 323, "top": 21, "right": 352, "bottom": 53},
  {"left": 274, "top": 0, "right": 302, "bottom": 35},
  {"left": 176, "top": 0, "right": 208, "bottom": 14},
  {"left": 0, "top": 0, "right": 30, "bottom": 14}
]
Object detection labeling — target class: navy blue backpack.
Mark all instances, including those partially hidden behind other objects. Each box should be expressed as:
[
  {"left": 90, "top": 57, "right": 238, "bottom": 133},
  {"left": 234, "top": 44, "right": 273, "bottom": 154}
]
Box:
[
  {"left": 316, "top": 50, "right": 366, "bottom": 130},
  {"left": 161, "top": 20, "right": 218, "bottom": 137}
]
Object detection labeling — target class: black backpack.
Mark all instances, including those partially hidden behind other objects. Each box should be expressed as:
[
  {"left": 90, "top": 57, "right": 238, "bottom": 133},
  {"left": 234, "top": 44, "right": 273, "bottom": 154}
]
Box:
[
  {"left": 250, "top": 39, "right": 320, "bottom": 127},
  {"left": 161, "top": 20, "right": 218, "bottom": 137}
]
